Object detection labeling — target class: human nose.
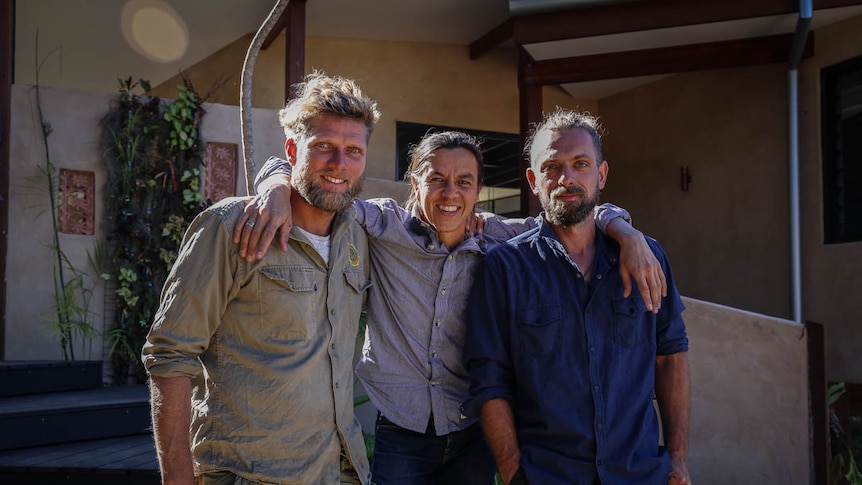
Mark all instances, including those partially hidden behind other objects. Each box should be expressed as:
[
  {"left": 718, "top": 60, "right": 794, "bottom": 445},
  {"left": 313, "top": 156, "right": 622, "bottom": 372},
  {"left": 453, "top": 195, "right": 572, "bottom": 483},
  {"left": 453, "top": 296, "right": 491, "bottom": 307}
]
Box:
[
  {"left": 327, "top": 149, "right": 347, "bottom": 168},
  {"left": 557, "top": 165, "right": 577, "bottom": 186},
  {"left": 442, "top": 179, "right": 458, "bottom": 195}
]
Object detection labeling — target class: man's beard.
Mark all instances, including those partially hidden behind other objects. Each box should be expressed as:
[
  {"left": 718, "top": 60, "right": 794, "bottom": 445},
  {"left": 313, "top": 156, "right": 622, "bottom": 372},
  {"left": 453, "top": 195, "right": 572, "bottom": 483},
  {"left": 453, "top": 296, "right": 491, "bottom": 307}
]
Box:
[
  {"left": 541, "top": 185, "right": 600, "bottom": 227},
  {"left": 293, "top": 162, "right": 363, "bottom": 212}
]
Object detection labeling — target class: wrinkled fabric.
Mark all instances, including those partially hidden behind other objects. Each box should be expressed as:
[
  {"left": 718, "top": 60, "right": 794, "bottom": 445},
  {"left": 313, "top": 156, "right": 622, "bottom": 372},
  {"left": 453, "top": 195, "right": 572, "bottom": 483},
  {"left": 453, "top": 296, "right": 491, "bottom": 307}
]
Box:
[
  {"left": 143, "top": 197, "right": 371, "bottom": 485},
  {"left": 256, "top": 156, "right": 632, "bottom": 439},
  {"left": 465, "top": 215, "right": 688, "bottom": 485}
]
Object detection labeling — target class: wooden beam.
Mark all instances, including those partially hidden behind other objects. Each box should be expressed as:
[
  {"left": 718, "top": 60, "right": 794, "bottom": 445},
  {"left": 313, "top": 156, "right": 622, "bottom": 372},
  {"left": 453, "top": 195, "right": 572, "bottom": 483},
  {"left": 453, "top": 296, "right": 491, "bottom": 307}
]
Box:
[
  {"left": 285, "top": 0, "right": 307, "bottom": 102},
  {"left": 522, "top": 33, "right": 814, "bottom": 86},
  {"left": 518, "top": 48, "right": 542, "bottom": 217},
  {"left": 469, "top": 18, "right": 512, "bottom": 60},
  {"left": 0, "top": 0, "right": 13, "bottom": 360},
  {"left": 511, "top": 0, "right": 861, "bottom": 46},
  {"left": 261, "top": 1, "right": 289, "bottom": 50},
  {"left": 806, "top": 321, "right": 830, "bottom": 485}
]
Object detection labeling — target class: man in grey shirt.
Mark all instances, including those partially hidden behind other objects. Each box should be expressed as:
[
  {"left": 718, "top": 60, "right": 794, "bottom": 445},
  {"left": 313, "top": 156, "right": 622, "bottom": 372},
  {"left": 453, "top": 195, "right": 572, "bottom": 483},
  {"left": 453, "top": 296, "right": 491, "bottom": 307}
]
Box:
[{"left": 235, "top": 131, "right": 665, "bottom": 484}]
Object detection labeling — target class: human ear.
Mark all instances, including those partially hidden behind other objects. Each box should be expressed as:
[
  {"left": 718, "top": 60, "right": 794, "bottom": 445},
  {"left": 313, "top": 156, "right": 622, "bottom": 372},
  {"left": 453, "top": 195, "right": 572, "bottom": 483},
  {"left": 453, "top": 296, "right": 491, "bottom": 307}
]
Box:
[{"left": 526, "top": 168, "right": 539, "bottom": 195}]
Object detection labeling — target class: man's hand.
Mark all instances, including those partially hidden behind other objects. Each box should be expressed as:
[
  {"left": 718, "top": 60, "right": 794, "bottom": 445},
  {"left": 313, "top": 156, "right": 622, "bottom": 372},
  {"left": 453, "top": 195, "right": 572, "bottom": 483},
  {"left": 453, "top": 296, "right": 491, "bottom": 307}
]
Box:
[
  {"left": 232, "top": 175, "right": 292, "bottom": 262},
  {"left": 605, "top": 218, "right": 666, "bottom": 313},
  {"left": 465, "top": 211, "right": 489, "bottom": 237},
  {"left": 668, "top": 456, "right": 692, "bottom": 484}
]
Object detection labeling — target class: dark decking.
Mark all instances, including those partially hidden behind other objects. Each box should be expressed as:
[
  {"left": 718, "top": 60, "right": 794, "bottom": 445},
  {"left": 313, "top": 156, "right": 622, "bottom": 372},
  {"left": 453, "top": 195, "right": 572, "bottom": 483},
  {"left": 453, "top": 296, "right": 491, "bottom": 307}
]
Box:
[{"left": 0, "top": 361, "right": 159, "bottom": 484}]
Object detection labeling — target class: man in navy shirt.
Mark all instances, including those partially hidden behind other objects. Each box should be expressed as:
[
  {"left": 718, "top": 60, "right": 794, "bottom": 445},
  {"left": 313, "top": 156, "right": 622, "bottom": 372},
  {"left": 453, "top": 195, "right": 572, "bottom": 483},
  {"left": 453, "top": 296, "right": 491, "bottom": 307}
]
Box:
[{"left": 464, "top": 108, "right": 691, "bottom": 485}]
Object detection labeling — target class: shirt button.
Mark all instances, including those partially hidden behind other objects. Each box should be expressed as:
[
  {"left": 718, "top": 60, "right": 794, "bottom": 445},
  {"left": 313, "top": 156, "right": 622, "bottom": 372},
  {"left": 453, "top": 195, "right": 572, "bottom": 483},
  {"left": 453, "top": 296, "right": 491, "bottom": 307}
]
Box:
[
  {"left": 331, "top": 343, "right": 336, "bottom": 350},
  {"left": 577, "top": 274, "right": 582, "bottom": 279},
  {"left": 436, "top": 320, "right": 441, "bottom": 327},
  {"left": 330, "top": 309, "right": 335, "bottom": 316},
  {"left": 596, "top": 274, "right": 602, "bottom": 280},
  {"left": 432, "top": 351, "right": 438, "bottom": 358},
  {"left": 430, "top": 381, "right": 438, "bottom": 386},
  {"left": 428, "top": 244, "right": 435, "bottom": 250},
  {"left": 448, "top": 255, "right": 453, "bottom": 260},
  {"left": 597, "top": 423, "right": 603, "bottom": 430},
  {"left": 597, "top": 460, "right": 603, "bottom": 466},
  {"left": 593, "top": 385, "right": 599, "bottom": 391},
  {"left": 335, "top": 382, "right": 339, "bottom": 389},
  {"left": 589, "top": 346, "right": 595, "bottom": 352}
]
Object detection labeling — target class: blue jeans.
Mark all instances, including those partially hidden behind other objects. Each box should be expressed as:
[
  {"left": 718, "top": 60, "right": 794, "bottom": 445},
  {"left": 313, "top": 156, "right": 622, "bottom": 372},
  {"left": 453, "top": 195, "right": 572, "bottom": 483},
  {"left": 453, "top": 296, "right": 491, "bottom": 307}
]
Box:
[{"left": 370, "top": 413, "right": 496, "bottom": 485}]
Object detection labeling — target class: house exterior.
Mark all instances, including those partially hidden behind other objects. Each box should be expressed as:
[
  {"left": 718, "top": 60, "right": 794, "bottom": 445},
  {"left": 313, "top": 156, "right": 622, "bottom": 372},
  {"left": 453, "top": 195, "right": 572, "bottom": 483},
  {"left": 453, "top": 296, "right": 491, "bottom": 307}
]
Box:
[{"left": 3, "top": 0, "right": 862, "bottom": 482}]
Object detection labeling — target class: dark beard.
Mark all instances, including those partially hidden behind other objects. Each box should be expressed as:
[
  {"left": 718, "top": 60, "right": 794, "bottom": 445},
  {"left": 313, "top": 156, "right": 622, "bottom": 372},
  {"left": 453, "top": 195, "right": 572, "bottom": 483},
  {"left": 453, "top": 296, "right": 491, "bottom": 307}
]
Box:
[
  {"left": 543, "top": 185, "right": 599, "bottom": 227},
  {"left": 293, "top": 163, "right": 363, "bottom": 212}
]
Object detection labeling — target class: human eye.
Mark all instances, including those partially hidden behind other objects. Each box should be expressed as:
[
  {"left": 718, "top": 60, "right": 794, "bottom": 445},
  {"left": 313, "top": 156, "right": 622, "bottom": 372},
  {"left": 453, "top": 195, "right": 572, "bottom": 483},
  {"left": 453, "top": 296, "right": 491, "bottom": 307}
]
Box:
[{"left": 458, "top": 179, "right": 474, "bottom": 187}]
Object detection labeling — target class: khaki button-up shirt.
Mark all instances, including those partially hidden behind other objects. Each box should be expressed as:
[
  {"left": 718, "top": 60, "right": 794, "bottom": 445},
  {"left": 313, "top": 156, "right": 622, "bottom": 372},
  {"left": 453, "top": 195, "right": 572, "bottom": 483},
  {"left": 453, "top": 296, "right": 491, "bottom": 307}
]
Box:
[{"left": 142, "top": 197, "right": 371, "bottom": 485}]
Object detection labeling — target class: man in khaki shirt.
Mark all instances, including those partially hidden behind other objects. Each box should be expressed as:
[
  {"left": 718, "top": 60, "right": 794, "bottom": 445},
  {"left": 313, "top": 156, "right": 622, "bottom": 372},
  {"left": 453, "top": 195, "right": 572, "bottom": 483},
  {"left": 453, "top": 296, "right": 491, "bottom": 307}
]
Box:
[{"left": 142, "top": 72, "right": 379, "bottom": 485}]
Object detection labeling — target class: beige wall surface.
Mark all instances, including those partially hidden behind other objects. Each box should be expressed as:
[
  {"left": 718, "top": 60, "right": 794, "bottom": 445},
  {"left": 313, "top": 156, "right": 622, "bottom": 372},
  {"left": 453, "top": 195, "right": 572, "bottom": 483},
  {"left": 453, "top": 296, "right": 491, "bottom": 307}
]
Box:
[
  {"left": 6, "top": 84, "right": 406, "bottom": 360},
  {"left": 152, "top": 34, "right": 595, "bottom": 184},
  {"left": 599, "top": 64, "right": 791, "bottom": 319},
  {"left": 798, "top": 13, "right": 862, "bottom": 382},
  {"left": 598, "top": 13, "right": 862, "bottom": 383},
  {"left": 683, "top": 297, "right": 809, "bottom": 484}
]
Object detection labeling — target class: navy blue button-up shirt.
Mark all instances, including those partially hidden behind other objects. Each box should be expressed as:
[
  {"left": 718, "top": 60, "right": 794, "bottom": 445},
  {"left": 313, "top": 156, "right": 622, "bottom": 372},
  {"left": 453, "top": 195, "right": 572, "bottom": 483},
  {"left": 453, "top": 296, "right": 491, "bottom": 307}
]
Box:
[{"left": 464, "top": 215, "right": 688, "bottom": 485}]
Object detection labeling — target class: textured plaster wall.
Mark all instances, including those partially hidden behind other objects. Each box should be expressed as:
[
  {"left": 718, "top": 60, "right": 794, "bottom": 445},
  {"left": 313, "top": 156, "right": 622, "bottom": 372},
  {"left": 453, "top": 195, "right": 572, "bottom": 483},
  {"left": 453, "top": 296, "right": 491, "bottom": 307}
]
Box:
[
  {"left": 599, "top": 63, "right": 791, "bottom": 320},
  {"left": 797, "top": 14, "right": 862, "bottom": 381},
  {"left": 151, "top": 34, "right": 596, "bottom": 183},
  {"left": 599, "top": 14, "right": 862, "bottom": 382},
  {"left": 683, "top": 297, "right": 808, "bottom": 484},
  {"left": 6, "top": 84, "right": 299, "bottom": 360}
]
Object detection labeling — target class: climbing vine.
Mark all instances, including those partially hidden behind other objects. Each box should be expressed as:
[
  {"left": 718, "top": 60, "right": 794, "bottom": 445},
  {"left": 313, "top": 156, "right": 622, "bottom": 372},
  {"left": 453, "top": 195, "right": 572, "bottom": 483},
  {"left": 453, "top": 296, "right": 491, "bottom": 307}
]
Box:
[{"left": 100, "top": 76, "right": 207, "bottom": 384}]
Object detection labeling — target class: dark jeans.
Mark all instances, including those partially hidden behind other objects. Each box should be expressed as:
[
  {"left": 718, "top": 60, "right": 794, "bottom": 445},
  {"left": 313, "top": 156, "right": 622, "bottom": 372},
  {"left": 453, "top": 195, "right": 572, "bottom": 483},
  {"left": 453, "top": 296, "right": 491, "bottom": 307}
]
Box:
[{"left": 370, "top": 412, "right": 496, "bottom": 485}]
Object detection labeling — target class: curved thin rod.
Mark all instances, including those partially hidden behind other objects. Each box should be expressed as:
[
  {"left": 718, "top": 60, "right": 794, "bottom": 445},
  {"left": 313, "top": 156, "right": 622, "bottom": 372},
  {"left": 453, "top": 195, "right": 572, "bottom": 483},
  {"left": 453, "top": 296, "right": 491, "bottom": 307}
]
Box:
[{"left": 240, "top": 0, "right": 290, "bottom": 194}]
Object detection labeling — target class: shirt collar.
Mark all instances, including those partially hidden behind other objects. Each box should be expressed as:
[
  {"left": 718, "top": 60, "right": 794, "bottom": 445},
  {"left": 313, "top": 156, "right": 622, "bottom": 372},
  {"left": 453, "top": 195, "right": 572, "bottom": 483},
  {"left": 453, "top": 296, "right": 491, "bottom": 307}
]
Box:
[{"left": 534, "top": 213, "right": 619, "bottom": 275}]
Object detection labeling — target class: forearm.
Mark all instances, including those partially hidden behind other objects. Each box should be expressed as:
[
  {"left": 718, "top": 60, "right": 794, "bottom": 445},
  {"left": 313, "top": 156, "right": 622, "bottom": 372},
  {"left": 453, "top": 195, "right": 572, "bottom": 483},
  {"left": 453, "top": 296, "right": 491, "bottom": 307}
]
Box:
[
  {"left": 479, "top": 398, "right": 521, "bottom": 484},
  {"left": 150, "top": 375, "right": 195, "bottom": 485},
  {"left": 655, "top": 352, "right": 690, "bottom": 460},
  {"left": 256, "top": 173, "right": 291, "bottom": 196}
]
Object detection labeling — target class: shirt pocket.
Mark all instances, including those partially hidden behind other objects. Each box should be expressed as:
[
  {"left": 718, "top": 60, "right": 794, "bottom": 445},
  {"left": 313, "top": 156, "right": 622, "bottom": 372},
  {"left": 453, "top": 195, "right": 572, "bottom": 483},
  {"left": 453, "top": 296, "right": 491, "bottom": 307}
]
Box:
[
  {"left": 343, "top": 268, "right": 372, "bottom": 294},
  {"left": 259, "top": 265, "right": 318, "bottom": 341},
  {"left": 612, "top": 294, "right": 653, "bottom": 348},
  {"left": 516, "top": 304, "right": 561, "bottom": 356}
]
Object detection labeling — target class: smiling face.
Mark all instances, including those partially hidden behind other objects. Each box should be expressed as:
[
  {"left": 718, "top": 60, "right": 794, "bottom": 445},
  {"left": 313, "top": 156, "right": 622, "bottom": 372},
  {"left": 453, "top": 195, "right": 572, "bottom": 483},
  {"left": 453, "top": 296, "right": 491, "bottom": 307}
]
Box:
[
  {"left": 410, "top": 147, "right": 482, "bottom": 249},
  {"left": 288, "top": 113, "right": 368, "bottom": 213},
  {"left": 527, "top": 127, "right": 608, "bottom": 227}
]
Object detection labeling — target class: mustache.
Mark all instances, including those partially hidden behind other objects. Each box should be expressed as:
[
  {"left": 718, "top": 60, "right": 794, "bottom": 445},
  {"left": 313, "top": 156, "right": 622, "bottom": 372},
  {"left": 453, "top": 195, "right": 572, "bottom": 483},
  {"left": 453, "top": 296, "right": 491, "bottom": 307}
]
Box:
[{"left": 552, "top": 186, "right": 586, "bottom": 197}]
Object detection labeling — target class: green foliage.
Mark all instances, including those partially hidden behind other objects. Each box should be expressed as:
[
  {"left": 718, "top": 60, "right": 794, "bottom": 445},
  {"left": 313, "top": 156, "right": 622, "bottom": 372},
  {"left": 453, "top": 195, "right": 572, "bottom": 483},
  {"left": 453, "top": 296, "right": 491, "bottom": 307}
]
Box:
[
  {"left": 32, "top": 36, "right": 99, "bottom": 360},
  {"left": 830, "top": 382, "right": 862, "bottom": 485},
  {"left": 101, "top": 76, "right": 207, "bottom": 384}
]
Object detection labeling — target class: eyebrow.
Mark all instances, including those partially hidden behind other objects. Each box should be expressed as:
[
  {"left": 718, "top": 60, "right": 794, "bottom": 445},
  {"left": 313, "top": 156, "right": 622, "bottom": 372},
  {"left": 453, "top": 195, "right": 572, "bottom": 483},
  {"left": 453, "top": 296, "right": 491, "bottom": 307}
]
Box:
[{"left": 427, "top": 169, "right": 476, "bottom": 180}]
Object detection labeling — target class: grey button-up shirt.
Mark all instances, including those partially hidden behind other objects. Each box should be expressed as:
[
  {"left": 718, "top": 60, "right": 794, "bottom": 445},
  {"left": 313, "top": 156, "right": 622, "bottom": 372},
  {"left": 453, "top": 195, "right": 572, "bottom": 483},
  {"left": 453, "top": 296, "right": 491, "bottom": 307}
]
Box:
[
  {"left": 256, "top": 158, "right": 629, "bottom": 437},
  {"left": 142, "top": 197, "right": 371, "bottom": 484}
]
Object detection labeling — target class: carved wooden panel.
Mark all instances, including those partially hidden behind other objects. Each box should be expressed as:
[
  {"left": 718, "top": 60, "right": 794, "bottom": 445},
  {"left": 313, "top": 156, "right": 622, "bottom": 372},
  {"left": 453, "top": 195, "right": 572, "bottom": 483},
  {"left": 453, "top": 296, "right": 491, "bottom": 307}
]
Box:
[
  {"left": 58, "top": 168, "right": 95, "bottom": 235},
  {"left": 204, "top": 142, "right": 238, "bottom": 203}
]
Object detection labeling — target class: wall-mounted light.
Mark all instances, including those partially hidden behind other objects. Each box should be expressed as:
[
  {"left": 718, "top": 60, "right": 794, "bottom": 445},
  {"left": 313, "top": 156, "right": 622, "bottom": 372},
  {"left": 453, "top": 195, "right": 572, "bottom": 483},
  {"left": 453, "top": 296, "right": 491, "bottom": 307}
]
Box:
[{"left": 680, "top": 166, "right": 692, "bottom": 192}]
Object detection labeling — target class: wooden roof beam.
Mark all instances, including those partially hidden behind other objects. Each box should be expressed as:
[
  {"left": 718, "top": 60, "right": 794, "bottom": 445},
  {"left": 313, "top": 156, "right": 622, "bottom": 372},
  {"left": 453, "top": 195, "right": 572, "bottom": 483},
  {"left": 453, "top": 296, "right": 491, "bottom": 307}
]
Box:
[
  {"left": 511, "top": 0, "right": 858, "bottom": 46},
  {"left": 469, "top": 18, "right": 513, "bottom": 60},
  {"left": 521, "top": 32, "right": 814, "bottom": 86}
]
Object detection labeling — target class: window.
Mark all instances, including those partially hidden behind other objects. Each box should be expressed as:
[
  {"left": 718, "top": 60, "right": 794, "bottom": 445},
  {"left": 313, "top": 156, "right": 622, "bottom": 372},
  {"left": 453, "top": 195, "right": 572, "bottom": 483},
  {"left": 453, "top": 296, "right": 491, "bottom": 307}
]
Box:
[
  {"left": 395, "top": 121, "right": 523, "bottom": 217},
  {"left": 822, "top": 55, "right": 862, "bottom": 244}
]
